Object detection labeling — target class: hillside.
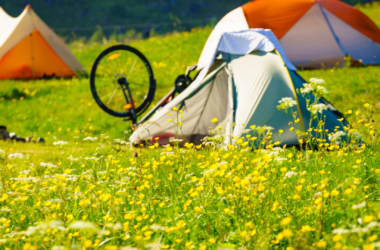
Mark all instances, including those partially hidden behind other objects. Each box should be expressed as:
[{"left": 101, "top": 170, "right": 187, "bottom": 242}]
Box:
[{"left": 1, "top": 0, "right": 378, "bottom": 40}]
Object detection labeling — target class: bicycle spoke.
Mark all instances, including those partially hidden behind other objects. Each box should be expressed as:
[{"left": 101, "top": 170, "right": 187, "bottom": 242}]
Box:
[
  {"left": 128, "top": 58, "right": 137, "bottom": 75},
  {"left": 107, "top": 85, "right": 119, "bottom": 105}
]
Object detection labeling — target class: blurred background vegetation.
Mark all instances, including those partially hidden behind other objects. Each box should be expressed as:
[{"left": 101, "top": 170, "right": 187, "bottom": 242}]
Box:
[{"left": 2, "top": 0, "right": 380, "bottom": 42}]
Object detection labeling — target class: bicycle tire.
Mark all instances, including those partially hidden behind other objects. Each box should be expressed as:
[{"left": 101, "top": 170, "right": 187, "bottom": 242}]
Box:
[{"left": 90, "top": 45, "right": 155, "bottom": 118}]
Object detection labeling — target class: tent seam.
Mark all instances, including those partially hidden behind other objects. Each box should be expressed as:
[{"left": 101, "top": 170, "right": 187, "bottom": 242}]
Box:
[
  {"left": 318, "top": 3, "right": 348, "bottom": 57},
  {"left": 274, "top": 49, "right": 306, "bottom": 132},
  {"left": 189, "top": 71, "right": 218, "bottom": 141}
]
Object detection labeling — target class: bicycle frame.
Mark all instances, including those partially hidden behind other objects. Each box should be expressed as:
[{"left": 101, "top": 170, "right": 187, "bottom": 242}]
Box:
[{"left": 129, "top": 65, "right": 198, "bottom": 126}]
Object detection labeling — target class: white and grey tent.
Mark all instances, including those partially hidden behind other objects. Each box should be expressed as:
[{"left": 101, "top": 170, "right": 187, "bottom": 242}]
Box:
[{"left": 130, "top": 29, "right": 345, "bottom": 146}]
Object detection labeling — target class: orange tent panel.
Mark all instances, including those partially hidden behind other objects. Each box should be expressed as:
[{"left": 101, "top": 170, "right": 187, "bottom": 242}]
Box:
[
  {"left": 317, "top": 0, "right": 380, "bottom": 44},
  {"left": 242, "top": 0, "right": 315, "bottom": 40},
  {"left": 0, "top": 29, "right": 73, "bottom": 79}
]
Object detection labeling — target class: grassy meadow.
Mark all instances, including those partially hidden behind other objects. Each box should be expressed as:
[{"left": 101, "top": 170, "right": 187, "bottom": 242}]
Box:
[{"left": 0, "top": 3, "right": 380, "bottom": 250}]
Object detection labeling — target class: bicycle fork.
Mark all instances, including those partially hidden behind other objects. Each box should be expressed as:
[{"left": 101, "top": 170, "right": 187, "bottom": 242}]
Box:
[{"left": 118, "top": 77, "right": 137, "bottom": 125}]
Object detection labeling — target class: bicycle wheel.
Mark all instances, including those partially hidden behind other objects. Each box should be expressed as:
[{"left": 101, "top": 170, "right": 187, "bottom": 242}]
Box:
[{"left": 90, "top": 45, "right": 155, "bottom": 118}]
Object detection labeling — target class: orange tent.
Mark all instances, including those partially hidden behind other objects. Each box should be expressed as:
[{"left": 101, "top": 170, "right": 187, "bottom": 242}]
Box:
[
  {"left": 0, "top": 5, "right": 86, "bottom": 79},
  {"left": 198, "top": 0, "right": 380, "bottom": 69}
]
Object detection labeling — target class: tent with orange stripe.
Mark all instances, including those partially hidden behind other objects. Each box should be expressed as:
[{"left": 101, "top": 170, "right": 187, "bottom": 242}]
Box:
[
  {"left": 198, "top": 0, "right": 380, "bottom": 69},
  {"left": 0, "top": 5, "right": 86, "bottom": 79}
]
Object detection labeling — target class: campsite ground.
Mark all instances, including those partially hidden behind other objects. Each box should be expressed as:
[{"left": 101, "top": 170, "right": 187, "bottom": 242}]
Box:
[{"left": 0, "top": 3, "right": 380, "bottom": 250}]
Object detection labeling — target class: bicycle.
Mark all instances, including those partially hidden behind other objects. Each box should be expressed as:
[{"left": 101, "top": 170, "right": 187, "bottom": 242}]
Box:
[{"left": 90, "top": 44, "right": 198, "bottom": 126}]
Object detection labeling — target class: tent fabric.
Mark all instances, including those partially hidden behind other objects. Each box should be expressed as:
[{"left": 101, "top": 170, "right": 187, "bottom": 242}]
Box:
[
  {"left": 130, "top": 30, "right": 345, "bottom": 146},
  {"left": 198, "top": 29, "right": 296, "bottom": 71},
  {"left": 317, "top": 0, "right": 380, "bottom": 44},
  {"left": 200, "top": 0, "right": 380, "bottom": 68},
  {"left": 228, "top": 51, "right": 300, "bottom": 144},
  {"left": 0, "top": 29, "right": 74, "bottom": 79},
  {"left": 242, "top": 0, "right": 315, "bottom": 40},
  {"left": 280, "top": 4, "right": 346, "bottom": 67},
  {"left": 324, "top": 8, "right": 380, "bottom": 65},
  {"left": 0, "top": 5, "right": 86, "bottom": 79},
  {"left": 196, "top": 7, "right": 249, "bottom": 71}
]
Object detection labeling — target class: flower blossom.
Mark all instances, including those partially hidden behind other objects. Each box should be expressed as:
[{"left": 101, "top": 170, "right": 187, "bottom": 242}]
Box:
[{"left": 308, "top": 103, "right": 328, "bottom": 114}]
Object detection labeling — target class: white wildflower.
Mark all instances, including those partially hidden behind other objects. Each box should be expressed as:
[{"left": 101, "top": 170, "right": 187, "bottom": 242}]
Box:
[
  {"left": 285, "top": 171, "right": 298, "bottom": 178},
  {"left": 69, "top": 221, "right": 98, "bottom": 231},
  {"left": 279, "top": 97, "right": 297, "bottom": 107},
  {"left": 0, "top": 149, "right": 5, "bottom": 159},
  {"left": 68, "top": 155, "right": 79, "bottom": 161},
  {"left": 8, "top": 153, "right": 25, "bottom": 160},
  {"left": 19, "top": 170, "right": 31, "bottom": 175},
  {"left": 203, "top": 169, "right": 217, "bottom": 175},
  {"left": 112, "top": 223, "right": 123, "bottom": 231},
  {"left": 350, "top": 131, "right": 362, "bottom": 141},
  {"left": 169, "top": 138, "right": 183, "bottom": 143},
  {"left": 52, "top": 247, "right": 66, "bottom": 250},
  {"left": 332, "top": 228, "right": 350, "bottom": 234},
  {"left": 83, "top": 137, "right": 98, "bottom": 141},
  {"left": 358, "top": 218, "right": 363, "bottom": 225},
  {"left": 268, "top": 151, "right": 279, "bottom": 157},
  {"left": 40, "top": 162, "right": 58, "bottom": 168},
  {"left": 351, "top": 227, "right": 369, "bottom": 233},
  {"left": 120, "top": 247, "right": 137, "bottom": 250},
  {"left": 47, "top": 199, "right": 64, "bottom": 203},
  {"left": 275, "top": 157, "right": 287, "bottom": 164},
  {"left": 301, "top": 83, "right": 314, "bottom": 94},
  {"left": 25, "top": 220, "right": 65, "bottom": 236},
  {"left": 277, "top": 97, "right": 297, "bottom": 111},
  {"left": 316, "top": 85, "right": 328, "bottom": 94},
  {"left": 53, "top": 141, "right": 68, "bottom": 146},
  {"left": 310, "top": 78, "right": 325, "bottom": 85},
  {"left": 272, "top": 147, "right": 284, "bottom": 152},
  {"left": 329, "top": 131, "right": 346, "bottom": 141},
  {"left": 308, "top": 103, "right": 328, "bottom": 114},
  {"left": 150, "top": 224, "right": 167, "bottom": 231},
  {"left": 366, "top": 222, "right": 380, "bottom": 228},
  {"left": 145, "top": 243, "right": 163, "bottom": 250}
]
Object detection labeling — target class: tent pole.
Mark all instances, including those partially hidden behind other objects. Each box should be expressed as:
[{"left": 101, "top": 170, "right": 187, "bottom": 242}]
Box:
[
  {"left": 274, "top": 50, "right": 306, "bottom": 132},
  {"left": 318, "top": 4, "right": 348, "bottom": 57}
]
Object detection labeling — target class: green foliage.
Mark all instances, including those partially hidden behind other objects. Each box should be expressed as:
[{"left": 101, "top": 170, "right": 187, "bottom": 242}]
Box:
[{"left": 0, "top": 87, "right": 27, "bottom": 100}]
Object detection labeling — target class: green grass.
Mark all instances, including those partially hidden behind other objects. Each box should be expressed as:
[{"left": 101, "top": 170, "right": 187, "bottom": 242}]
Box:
[{"left": 0, "top": 121, "right": 379, "bottom": 249}]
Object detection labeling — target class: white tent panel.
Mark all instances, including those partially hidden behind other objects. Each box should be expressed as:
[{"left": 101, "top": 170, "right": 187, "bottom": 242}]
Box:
[
  {"left": 324, "top": 8, "right": 380, "bottom": 65},
  {"left": 280, "top": 4, "right": 345, "bottom": 68},
  {"left": 129, "top": 63, "right": 227, "bottom": 143},
  {"left": 0, "top": 8, "right": 34, "bottom": 58},
  {"left": 217, "top": 29, "right": 296, "bottom": 71},
  {"left": 197, "top": 7, "right": 248, "bottom": 70},
  {"left": 230, "top": 51, "right": 299, "bottom": 145}
]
